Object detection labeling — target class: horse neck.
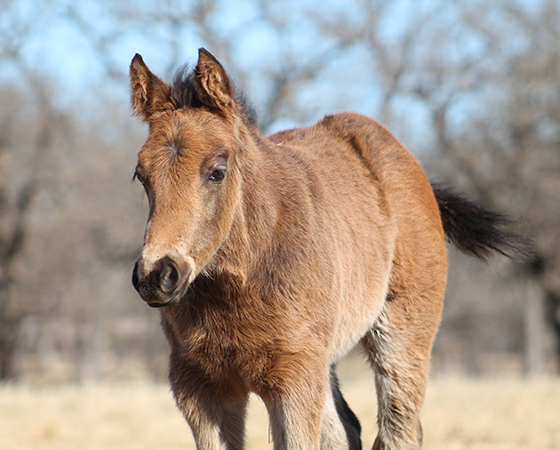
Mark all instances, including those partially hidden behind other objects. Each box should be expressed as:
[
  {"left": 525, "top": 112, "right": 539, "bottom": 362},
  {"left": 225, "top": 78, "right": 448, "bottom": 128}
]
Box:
[{"left": 218, "top": 133, "right": 285, "bottom": 281}]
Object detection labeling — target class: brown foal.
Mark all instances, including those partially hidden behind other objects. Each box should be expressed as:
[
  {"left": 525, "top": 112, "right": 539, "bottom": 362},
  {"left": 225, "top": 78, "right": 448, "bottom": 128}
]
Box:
[{"left": 130, "top": 48, "right": 529, "bottom": 450}]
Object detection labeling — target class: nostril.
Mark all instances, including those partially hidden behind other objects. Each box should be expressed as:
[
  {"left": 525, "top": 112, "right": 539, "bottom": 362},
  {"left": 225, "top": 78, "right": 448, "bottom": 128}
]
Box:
[
  {"left": 132, "top": 255, "right": 190, "bottom": 305},
  {"left": 159, "top": 257, "right": 180, "bottom": 295},
  {"left": 132, "top": 260, "right": 141, "bottom": 291}
]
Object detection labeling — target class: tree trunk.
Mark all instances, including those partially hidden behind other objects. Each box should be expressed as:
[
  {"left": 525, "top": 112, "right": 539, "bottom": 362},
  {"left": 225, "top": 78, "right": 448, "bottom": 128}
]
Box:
[
  {"left": 523, "top": 280, "right": 548, "bottom": 377},
  {"left": 0, "top": 318, "right": 20, "bottom": 380},
  {"left": 545, "top": 290, "right": 560, "bottom": 373}
]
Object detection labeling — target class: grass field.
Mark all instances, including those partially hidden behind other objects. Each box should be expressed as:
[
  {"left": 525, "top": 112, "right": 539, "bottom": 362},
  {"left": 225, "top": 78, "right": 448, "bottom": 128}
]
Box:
[{"left": 1, "top": 355, "right": 559, "bottom": 450}]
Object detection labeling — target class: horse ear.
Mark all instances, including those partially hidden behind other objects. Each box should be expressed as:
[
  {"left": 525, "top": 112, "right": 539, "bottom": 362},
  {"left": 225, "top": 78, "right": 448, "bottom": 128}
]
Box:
[
  {"left": 194, "top": 48, "right": 235, "bottom": 112},
  {"left": 129, "top": 54, "right": 173, "bottom": 122}
]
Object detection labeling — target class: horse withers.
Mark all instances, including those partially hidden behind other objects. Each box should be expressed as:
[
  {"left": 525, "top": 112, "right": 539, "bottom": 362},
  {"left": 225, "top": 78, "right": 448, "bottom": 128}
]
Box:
[{"left": 129, "top": 48, "right": 530, "bottom": 450}]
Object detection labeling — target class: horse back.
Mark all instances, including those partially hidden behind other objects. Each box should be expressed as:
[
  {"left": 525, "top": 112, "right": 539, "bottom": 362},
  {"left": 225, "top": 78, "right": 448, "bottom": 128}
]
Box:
[{"left": 268, "top": 112, "right": 446, "bottom": 267}]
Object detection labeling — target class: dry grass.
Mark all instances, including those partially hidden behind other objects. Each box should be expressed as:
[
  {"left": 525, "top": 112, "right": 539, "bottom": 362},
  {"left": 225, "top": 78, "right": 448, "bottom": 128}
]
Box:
[{"left": 1, "top": 354, "right": 559, "bottom": 450}]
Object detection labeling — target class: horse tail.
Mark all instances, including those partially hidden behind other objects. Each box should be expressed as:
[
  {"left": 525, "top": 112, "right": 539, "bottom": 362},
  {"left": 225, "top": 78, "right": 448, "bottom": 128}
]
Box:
[{"left": 431, "top": 183, "right": 534, "bottom": 262}]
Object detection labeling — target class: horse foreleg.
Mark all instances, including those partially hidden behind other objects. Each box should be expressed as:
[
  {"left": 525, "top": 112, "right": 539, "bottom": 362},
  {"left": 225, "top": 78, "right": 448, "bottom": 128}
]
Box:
[
  {"left": 169, "top": 362, "right": 249, "bottom": 450},
  {"left": 260, "top": 357, "right": 332, "bottom": 450},
  {"left": 177, "top": 392, "right": 249, "bottom": 450}
]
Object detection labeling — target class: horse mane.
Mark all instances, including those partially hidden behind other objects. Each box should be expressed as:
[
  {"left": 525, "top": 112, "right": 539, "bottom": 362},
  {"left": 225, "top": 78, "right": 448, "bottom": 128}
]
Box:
[{"left": 172, "top": 64, "right": 258, "bottom": 127}]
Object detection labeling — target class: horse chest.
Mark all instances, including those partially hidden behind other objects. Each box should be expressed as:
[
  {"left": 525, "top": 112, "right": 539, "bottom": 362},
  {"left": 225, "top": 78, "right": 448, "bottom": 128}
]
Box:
[{"left": 163, "top": 299, "right": 272, "bottom": 369}]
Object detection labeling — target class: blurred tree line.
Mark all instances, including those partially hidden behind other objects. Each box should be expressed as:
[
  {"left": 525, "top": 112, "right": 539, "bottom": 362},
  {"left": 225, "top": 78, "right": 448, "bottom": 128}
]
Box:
[{"left": 0, "top": 0, "right": 558, "bottom": 382}]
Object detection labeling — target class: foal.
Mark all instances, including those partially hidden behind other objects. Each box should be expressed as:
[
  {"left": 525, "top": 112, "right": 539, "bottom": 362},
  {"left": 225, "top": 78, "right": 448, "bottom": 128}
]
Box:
[{"left": 130, "top": 48, "right": 529, "bottom": 450}]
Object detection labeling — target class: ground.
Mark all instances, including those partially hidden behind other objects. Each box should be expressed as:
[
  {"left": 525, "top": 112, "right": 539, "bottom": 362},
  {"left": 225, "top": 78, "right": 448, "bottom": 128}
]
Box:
[{"left": 1, "top": 353, "right": 559, "bottom": 450}]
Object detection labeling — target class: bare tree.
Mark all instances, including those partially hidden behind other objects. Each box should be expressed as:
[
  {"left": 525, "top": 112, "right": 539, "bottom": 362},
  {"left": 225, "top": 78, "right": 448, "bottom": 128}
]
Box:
[
  {"left": 1, "top": 0, "right": 557, "bottom": 382},
  {"left": 300, "top": 0, "right": 559, "bottom": 374},
  {"left": 0, "top": 0, "right": 67, "bottom": 378},
  {"left": 413, "top": 0, "right": 560, "bottom": 375}
]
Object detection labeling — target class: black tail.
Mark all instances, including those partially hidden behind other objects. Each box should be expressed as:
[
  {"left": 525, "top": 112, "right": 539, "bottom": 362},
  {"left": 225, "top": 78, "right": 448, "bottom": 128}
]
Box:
[{"left": 431, "top": 183, "right": 534, "bottom": 262}]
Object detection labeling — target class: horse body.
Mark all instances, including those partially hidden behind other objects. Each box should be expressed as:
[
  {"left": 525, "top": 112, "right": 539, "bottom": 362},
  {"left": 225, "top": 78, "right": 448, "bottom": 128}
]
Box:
[{"left": 129, "top": 49, "right": 527, "bottom": 450}]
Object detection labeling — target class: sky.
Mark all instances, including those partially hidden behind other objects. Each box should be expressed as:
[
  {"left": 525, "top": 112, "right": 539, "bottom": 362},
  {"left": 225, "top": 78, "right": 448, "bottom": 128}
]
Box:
[
  {"left": 0, "top": 0, "right": 546, "bottom": 150},
  {"left": 0, "top": 0, "right": 417, "bottom": 111}
]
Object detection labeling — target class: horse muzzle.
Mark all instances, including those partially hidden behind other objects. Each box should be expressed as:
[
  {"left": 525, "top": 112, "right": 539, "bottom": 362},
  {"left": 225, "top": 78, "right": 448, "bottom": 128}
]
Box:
[{"left": 132, "top": 255, "right": 192, "bottom": 307}]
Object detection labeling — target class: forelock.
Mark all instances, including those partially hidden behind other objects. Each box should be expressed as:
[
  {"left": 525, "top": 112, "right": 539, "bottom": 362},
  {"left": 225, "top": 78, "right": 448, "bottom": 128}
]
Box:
[{"left": 171, "top": 64, "right": 258, "bottom": 127}]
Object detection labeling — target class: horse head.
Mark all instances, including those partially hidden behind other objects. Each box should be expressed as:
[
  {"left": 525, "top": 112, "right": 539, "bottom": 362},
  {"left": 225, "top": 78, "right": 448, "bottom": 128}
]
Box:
[{"left": 130, "top": 49, "right": 254, "bottom": 307}]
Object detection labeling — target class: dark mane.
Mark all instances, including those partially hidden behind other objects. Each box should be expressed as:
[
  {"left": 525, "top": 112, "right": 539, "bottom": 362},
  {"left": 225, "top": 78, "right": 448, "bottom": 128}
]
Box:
[{"left": 172, "top": 64, "right": 258, "bottom": 127}]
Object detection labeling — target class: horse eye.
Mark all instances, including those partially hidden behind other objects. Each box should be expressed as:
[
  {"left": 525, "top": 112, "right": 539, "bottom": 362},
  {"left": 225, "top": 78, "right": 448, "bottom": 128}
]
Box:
[
  {"left": 208, "top": 168, "right": 226, "bottom": 183},
  {"left": 133, "top": 171, "right": 146, "bottom": 185}
]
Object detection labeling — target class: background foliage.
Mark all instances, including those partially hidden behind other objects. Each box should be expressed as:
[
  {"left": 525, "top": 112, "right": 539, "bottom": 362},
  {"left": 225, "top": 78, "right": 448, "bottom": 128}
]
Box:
[{"left": 0, "top": 0, "right": 558, "bottom": 382}]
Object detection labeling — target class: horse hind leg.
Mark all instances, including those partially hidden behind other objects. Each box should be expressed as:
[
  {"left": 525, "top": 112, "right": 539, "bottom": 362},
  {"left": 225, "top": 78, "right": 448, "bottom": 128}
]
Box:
[
  {"left": 360, "top": 289, "right": 443, "bottom": 450},
  {"left": 322, "top": 365, "right": 362, "bottom": 450}
]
